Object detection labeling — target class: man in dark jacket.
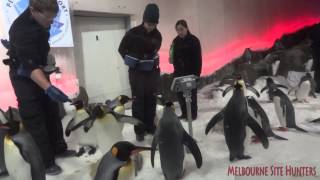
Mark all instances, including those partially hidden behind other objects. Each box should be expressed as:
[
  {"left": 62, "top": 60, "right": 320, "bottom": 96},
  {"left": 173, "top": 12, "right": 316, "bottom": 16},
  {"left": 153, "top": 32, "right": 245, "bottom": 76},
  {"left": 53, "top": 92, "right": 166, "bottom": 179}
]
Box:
[
  {"left": 171, "top": 20, "right": 202, "bottom": 120},
  {"left": 7, "top": 0, "right": 75, "bottom": 175},
  {"left": 118, "top": 3, "right": 162, "bottom": 141}
]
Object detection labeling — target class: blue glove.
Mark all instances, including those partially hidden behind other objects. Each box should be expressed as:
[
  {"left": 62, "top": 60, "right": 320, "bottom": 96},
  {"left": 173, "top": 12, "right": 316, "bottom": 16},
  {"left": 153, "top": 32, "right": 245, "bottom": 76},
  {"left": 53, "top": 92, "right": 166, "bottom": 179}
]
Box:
[{"left": 45, "top": 85, "right": 70, "bottom": 103}]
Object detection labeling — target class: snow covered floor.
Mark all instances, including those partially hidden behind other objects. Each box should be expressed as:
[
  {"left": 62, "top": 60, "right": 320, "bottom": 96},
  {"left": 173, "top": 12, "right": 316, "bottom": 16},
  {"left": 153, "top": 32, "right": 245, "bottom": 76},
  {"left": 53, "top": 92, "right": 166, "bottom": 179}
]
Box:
[{"left": 3, "top": 77, "right": 320, "bottom": 180}]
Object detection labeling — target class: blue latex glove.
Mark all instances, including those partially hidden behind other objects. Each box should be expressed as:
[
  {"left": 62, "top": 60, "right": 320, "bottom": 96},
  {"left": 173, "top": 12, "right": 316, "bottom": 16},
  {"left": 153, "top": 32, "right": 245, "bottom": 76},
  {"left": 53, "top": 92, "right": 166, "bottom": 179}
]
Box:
[{"left": 45, "top": 85, "right": 71, "bottom": 103}]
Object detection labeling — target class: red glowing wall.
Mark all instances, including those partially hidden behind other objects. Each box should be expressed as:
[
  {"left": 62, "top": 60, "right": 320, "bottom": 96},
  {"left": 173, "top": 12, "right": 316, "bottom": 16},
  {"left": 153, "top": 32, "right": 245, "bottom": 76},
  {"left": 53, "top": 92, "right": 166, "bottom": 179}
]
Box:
[{"left": 157, "top": 0, "right": 320, "bottom": 76}]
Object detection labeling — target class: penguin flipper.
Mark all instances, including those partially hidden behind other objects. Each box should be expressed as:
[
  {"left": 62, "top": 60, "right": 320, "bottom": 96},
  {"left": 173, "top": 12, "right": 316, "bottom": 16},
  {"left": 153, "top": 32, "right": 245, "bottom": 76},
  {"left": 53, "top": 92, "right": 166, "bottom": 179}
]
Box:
[
  {"left": 292, "top": 125, "right": 308, "bottom": 133},
  {"left": 83, "top": 117, "right": 95, "bottom": 132},
  {"left": 260, "top": 86, "right": 268, "bottom": 93},
  {"left": 270, "top": 132, "right": 288, "bottom": 140},
  {"left": 115, "top": 114, "right": 143, "bottom": 126},
  {"left": 246, "top": 97, "right": 271, "bottom": 130},
  {"left": 276, "top": 84, "right": 288, "bottom": 90},
  {"left": 247, "top": 116, "right": 269, "bottom": 149},
  {"left": 182, "top": 130, "right": 202, "bottom": 168},
  {"left": 12, "top": 130, "right": 46, "bottom": 180},
  {"left": 0, "top": 128, "right": 8, "bottom": 176},
  {"left": 66, "top": 117, "right": 92, "bottom": 136},
  {"left": 310, "top": 118, "right": 320, "bottom": 123},
  {"left": 65, "top": 118, "right": 76, "bottom": 136},
  {"left": 205, "top": 110, "right": 224, "bottom": 135},
  {"left": 222, "top": 86, "right": 234, "bottom": 97},
  {"left": 151, "top": 129, "right": 159, "bottom": 168},
  {"left": 246, "top": 86, "right": 260, "bottom": 97}
]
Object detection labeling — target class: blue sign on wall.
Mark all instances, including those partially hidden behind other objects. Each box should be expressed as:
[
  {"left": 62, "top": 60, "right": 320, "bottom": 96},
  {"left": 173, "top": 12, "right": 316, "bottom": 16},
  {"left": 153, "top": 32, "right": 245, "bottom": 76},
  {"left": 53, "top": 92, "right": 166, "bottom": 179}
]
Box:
[{"left": 2, "top": 0, "right": 74, "bottom": 47}]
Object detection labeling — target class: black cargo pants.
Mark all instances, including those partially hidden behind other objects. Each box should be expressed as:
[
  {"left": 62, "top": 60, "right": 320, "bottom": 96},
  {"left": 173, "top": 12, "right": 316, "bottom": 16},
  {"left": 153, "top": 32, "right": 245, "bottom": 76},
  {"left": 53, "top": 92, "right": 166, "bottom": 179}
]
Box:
[
  {"left": 9, "top": 71, "right": 67, "bottom": 168},
  {"left": 129, "top": 68, "right": 160, "bottom": 136}
]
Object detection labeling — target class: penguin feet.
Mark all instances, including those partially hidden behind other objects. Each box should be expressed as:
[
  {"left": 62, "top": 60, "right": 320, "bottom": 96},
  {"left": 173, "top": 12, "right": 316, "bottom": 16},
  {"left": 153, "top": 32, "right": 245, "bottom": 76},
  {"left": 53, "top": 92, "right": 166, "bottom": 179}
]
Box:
[
  {"left": 76, "top": 145, "right": 97, "bottom": 157},
  {"left": 251, "top": 135, "right": 261, "bottom": 143},
  {"left": 276, "top": 127, "right": 288, "bottom": 132},
  {"left": 237, "top": 155, "right": 252, "bottom": 160},
  {"left": 229, "top": 155, "right": 252, "bottom": 161}
]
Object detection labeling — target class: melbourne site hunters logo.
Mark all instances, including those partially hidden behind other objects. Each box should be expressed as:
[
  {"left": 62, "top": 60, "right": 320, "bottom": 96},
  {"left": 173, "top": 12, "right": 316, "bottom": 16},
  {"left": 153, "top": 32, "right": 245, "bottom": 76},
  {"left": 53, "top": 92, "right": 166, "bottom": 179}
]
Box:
[{"left": 2, "top": 0, "right": 74, "bottom": 47}]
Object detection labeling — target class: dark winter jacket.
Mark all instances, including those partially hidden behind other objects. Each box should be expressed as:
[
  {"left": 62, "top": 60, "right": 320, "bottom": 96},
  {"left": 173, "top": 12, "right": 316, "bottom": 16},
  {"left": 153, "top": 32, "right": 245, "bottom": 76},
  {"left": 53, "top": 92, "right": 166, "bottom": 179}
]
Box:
[
  {"left": 118, "top": 24, "right": 162, "bottom": 70},
  {"left": 310, "top": 23, "right": 320, "bottom": 51},
  {"left": 8, "top": 9, "right": 50, "bottom": 72},
  {"left": 172, "top": 32, "right": 202, "bottom": 77}
]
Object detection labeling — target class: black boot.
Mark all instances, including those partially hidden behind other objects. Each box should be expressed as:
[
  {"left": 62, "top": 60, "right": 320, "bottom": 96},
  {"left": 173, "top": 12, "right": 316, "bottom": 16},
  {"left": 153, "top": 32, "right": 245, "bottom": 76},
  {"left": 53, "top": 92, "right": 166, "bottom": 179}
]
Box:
[{"left": 46, "top": 163, "right": 62, "bottom": 175}]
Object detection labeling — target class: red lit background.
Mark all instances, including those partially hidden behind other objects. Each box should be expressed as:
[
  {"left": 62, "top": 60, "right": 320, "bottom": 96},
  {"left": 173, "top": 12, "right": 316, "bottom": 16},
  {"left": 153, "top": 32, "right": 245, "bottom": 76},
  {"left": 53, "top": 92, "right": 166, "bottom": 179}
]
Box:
[
  {"left": 157, "top": 0, "right": 320, "bottom": 75},
  {"left": 159, "top": 16, "right": 320, "bottom": 75}
]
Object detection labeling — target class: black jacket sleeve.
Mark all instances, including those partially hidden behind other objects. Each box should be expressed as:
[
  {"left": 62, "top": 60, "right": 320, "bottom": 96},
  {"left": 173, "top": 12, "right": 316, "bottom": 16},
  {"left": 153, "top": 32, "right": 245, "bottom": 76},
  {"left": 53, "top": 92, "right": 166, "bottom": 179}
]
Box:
[
  {"left": 118, "top": 32, "right": 131, "bottom": 59},
  {"left": 192, "top": 37, "right": 202, "bottom": 76},
  {"left": 10, "top": 28, "right": 41, "bottom": 71},
  {"left": 152, "top": 31, "right": 162, "bottom": 53}
]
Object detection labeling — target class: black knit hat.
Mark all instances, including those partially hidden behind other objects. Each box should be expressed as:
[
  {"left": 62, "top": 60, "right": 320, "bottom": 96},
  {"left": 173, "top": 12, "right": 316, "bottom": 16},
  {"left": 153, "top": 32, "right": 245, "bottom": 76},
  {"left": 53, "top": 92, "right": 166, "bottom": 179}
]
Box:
[{"left": 143, "top": 3, "right": 159, "bottom": 24}]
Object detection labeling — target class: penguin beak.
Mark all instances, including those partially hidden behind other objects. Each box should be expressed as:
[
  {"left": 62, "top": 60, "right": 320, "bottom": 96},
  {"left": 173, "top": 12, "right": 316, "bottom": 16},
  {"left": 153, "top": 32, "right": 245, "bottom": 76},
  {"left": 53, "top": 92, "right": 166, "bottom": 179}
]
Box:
[{"left": 130, "top": 146, "right": 152, "bottom": 155}]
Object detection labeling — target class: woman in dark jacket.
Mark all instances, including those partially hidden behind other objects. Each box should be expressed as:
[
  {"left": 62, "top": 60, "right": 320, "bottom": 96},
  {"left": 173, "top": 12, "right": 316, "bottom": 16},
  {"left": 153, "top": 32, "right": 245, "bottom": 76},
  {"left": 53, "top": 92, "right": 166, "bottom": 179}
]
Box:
[{"left": 170, "top": 19, "right": 202, "bottom": 120}]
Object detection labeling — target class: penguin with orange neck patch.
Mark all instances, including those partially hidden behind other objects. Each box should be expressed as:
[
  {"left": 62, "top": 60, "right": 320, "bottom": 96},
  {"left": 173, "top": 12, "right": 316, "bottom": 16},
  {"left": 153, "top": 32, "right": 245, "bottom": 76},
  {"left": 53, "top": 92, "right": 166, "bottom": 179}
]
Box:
[{"left": 94, "top": 141, "right": 151, "bottom": 180}]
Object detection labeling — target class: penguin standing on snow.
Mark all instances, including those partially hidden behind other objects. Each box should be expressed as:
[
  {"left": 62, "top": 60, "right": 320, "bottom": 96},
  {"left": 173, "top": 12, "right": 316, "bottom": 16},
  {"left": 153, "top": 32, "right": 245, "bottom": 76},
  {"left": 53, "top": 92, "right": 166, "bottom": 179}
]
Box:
[
  {"left": 261, "top": 77, "right": 288, "bottom": 101},
  {"left": 151, "top": 102, "right": 202, "bottom": 180},
  {"left": 288, "top": 72, "right": 317, "bottom": 102},
  {"left": 261, "top": 80, "right": 308, "bottom": 132},
  {"left": 206, "top": 82, "right": 269, "bottom": 161},
  {"left": 93, "top": 141, "right": 151, "bottom": 180},
  {"left": 246, "top": 96, "right": 288, "bottom": 141},
  {"left": 217, "top": 75, "right": 285, "bottom": 141},
  {"left": 0, "top": 112, "right": 45, "bottom": 180}
]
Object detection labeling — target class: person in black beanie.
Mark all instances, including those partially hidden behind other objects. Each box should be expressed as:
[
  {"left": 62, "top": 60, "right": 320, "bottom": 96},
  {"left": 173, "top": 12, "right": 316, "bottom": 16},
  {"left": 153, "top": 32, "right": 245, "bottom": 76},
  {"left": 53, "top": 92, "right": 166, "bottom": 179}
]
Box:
[
  {"left": 118, "top": 3, "right": 162, "bottom": 141},
  {"left": 170, "top": 19, "right": 202, "bottom": 120}
]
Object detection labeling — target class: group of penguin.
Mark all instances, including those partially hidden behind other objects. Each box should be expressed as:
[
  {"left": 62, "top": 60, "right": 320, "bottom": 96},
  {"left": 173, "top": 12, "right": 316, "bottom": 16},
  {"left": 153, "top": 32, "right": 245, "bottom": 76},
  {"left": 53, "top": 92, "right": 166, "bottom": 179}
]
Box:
[
  {"left": 0, "top": 71, "right": 318, "bottom": 180},
  {"left": 0, "top": 90, "right": 201, "bottom": 180},
  {"left": 206, "top": 72, "right": 317, "bottom": 162}
]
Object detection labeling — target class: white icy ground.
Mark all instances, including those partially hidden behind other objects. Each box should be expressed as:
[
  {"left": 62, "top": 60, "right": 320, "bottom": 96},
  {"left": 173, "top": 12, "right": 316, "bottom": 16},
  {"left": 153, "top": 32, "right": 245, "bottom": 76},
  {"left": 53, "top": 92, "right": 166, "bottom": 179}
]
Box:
[{"left": 3, "top": 76, "right": 320, "bottom": 180}]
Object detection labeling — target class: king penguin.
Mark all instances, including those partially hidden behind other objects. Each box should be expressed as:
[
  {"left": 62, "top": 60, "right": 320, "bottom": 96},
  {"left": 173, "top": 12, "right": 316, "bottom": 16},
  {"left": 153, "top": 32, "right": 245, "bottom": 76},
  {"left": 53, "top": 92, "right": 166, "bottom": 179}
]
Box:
[
  {"left": 151, "top": 102, "right": 202, "bottom": 180},
  {"left": 0, "top": 110, "right": 45, "bottom": 180},
  {"left": 206, "top": 82, "right": 269, "bottom": 161},
  {"left": 93, "top": 141, "right": 151, "bottom": 180}
]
